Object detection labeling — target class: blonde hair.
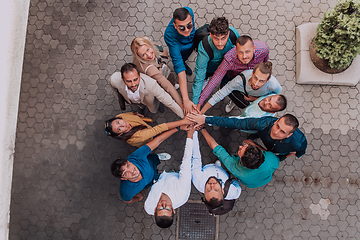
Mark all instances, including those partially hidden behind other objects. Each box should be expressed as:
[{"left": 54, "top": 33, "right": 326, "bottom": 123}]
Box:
[{"left": 131, "top": 37, "right": 160, "bottom": 64}]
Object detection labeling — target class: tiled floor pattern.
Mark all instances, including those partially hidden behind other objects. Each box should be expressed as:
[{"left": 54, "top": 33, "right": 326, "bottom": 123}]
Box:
[{"left": 10, "top": 0, "right": 360, "bottom": 239}]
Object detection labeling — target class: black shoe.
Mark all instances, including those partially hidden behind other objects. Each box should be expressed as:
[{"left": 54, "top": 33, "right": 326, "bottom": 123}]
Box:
[
  {"left": 185, "top": 63, "right": 192, "bottom": 76},
  {"left": 158, "top": 103, "right": 165, "bottom": 113}
]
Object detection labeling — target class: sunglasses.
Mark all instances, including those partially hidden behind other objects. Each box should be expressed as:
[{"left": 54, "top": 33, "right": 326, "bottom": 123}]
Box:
[{"left": 178, "top": 22, "right": 193, "bottom": 32}]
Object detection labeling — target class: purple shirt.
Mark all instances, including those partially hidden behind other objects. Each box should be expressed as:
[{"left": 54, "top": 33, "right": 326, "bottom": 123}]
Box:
[{"left": 198, "top": 40, "right": 269, "bottom": 105}]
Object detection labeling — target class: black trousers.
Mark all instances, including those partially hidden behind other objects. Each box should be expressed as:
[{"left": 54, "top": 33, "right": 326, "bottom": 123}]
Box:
[{"left": 220, "top": 74, "right": 250, "bottom": 109}]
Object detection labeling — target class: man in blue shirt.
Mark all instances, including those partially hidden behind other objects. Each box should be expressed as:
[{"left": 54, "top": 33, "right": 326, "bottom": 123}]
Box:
[
  {"left": 165, "top": 7, "right": 196, "bottom": 114},
  {"left": 188, "top": 113, "right": 307, "bottom": 162},
  {"left": 111, "top": 127, "right": 182, "bottom": 203},
  {"left": 192, "top": 17, "right": 240, "bottom": 105}
]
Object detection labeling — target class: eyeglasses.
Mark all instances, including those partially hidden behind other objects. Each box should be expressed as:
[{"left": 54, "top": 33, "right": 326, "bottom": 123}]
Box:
[{"left": 178, "top": 22, "right": 193, "bottom": 32}]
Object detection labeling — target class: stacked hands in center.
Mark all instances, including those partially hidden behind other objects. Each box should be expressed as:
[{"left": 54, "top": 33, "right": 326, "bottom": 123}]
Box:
[{"left": 106, "top": 6, "right": 308, "bottom": 229}]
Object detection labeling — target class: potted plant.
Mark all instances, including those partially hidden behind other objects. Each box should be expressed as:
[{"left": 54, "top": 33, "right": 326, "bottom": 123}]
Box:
[{"left": 310, "top": 0, "right": 360, "bottom": 74}]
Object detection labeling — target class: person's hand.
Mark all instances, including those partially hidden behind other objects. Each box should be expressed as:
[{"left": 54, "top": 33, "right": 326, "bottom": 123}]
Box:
[
  {"left": 186, "top": 125, "right": 196, "bottom": 138},
  {"left": 180, "top": 117, "right": 193, "bottom": 126},
  {"left": 183, "top": 99, "right": 197, "bottom": 115},
  {"left": 187, "top": 112, "right": 206, "bottom": 128},
  {"left": 286, "top": 152, "right": 297, "bottom": 157},
  {"left": 243, "top": 139, "right": 255, "bottom": 146},
  {"left": 133, "top": 112, "right": 144, "bottom": 117},
  {"left": 244, "top": 95, "right": 258, "bottom": 101},
  {"left": 195, "top": 124, "right": 204, "bottom": 131}
]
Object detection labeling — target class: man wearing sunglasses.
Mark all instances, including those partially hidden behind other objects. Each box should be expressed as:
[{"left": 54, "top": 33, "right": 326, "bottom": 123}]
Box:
[
  {"left": 200, "top": 128, "right": 279, "bottom": 188},
  {"left": 165, "top": 7, "right": 197, "bottom": 115},
  {"left": 144, "top": 127, "right": 195, "bottom": 228},
  {"left": 192, "top": 17, "right": 240, "bottom": 106},
  {"left": 191, "top": 128, "right": 241, "bottom": 214}
]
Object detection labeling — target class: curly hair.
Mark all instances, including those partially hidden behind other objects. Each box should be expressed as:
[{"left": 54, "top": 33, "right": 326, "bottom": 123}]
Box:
[
  {"left": 208, "top": 17, "right": 229, "bottom": 36},
  {"left": 241, "top": 145, "right": 265, "bottom": 169}
]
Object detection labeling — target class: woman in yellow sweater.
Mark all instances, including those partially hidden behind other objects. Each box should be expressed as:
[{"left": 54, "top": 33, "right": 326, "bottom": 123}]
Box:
[{"left": 104, "top": 112, "right": 190, "bottom": 148}]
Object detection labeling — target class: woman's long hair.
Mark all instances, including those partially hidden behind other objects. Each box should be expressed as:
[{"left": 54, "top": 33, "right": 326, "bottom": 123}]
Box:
[
  {"left": 105, "top": 117, "right": 147, "bottom": 141},
  {"left": 131, "top": 37, "right": 160, "bottom": 65}
]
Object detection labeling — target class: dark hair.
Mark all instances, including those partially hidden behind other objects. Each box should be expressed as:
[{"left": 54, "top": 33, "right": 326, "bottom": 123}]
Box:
[
  {"left": 173, "top": 7, "right": 190, "bottom": 21},
  {"left": 203, "top": 176, "right": 223, "bottom": 209},
  {"left": 111, "top": 158, "right": 128, "bottom": 178},
  {"left": 204, "top": 197, "right": 223, "bottom": 209},
  {"left": 253, "top": 61, "right": 272, "bottom": 81},
  {"left": 280, "top": 114, "right": 299, "bottom": 133},
  {"left": 121, "top": 63, "right": 139, "bottom": 76},
  {"left": 241, "top": 145, "right": 265, "bottom": 169},
  {"left": 104, "top": 117, "right": 146, "bottom": 141},
  {"left": 208, "top": 17, "right": 229, "bottom": 36},
  {"left": 276, "top": 95, "right": 287, "bottom": 112},
  {"left": 155, "top": 212, "right": 174, "bottom": 228},
  {"left": 236, "top": 35, "right": 253, "bottom": 46}
]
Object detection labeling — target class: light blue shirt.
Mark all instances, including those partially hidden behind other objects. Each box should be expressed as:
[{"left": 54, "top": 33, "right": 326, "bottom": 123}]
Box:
[{"left": 208, "top": 69, "right": 282, "bottom": 106}]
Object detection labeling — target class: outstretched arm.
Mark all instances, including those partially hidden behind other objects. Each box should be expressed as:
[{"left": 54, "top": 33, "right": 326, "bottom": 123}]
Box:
[
  {"left": 146, "top": 128, "right": 178, "bottom": 151},
  {"left": 179, "top": 71, "right": 197, "bottom": 115},
  {"left": 165, "top": 118, "right": 192, "bottom": 130},
  {"left": 123, "top": 192, "right": 143, "bottom": 203},
  {"left": 200, "top": 128, "right": 218, "bottom": 150}
]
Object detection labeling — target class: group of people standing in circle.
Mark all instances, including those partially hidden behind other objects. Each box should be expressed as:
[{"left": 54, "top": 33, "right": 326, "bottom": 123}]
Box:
[{"left": 104, "top": 6, "right": 308, "bottom": 228}]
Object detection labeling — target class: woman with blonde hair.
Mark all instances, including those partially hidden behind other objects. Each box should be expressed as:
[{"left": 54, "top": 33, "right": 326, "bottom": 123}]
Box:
[{"left": 131, "top": 37, "right": 183, "bottom": 107}]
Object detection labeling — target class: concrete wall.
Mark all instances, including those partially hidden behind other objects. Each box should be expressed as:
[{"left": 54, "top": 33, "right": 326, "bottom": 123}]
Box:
[{"left": 0, "top": 0, "right": 30, "bottom": 239}]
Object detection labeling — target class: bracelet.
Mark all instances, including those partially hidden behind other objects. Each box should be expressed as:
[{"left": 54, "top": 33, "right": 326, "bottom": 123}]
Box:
[
  {"left": 199, "top": 127, "right": 204, "bottom": 132},
  {"left": 176, "top": 126, "right": 181, "bottom": 131}
]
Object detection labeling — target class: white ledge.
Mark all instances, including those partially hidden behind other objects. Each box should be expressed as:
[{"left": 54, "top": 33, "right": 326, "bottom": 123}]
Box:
[{"left": 296, "top": 22, "right": 360, "bottom": 86}]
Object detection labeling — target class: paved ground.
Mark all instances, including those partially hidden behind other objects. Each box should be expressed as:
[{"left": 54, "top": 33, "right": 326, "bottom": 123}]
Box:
[{"left": 9, "top": 0, "right": 360, "bottom": 239}]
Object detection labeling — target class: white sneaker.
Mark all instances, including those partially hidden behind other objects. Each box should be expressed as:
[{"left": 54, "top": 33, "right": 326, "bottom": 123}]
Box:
[
  {"left": 215, "top": 160, "right": 221, "bottom": 167},
  {"left": 175, "top": 84, "right": 180, "bottom": 90},
  {"left": 225, "top": 100, "right": 236, "bottom": 113},
  {"left": 157, "top": 153, "right": 171, "bottom": 161}
]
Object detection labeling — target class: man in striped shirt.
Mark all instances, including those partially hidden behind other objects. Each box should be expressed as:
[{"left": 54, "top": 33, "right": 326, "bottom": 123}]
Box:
[{"left": 197, "top": 35, "right": 269, "bottom": 111}]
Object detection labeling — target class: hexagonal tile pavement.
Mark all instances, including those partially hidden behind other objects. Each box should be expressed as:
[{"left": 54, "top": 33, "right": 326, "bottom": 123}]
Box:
[{"left": 10, "top": 0, "right": 360, "bottom": 239}]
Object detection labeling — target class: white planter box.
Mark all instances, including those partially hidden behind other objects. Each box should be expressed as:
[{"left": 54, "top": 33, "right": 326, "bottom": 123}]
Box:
[{"left": 296, "top": 22, "right": 360, "bottom": 86}]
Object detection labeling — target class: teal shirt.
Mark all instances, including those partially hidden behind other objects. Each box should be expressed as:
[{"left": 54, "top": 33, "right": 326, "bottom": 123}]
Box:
[
  {"left": 213, "top": 145, "right": 279, "bottom": 188},
  {"left": 192, "top": 26, "right": 240, "bottom": 104}
]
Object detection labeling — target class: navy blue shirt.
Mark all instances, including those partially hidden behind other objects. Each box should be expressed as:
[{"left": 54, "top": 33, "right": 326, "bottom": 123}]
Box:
[
  {"left": 206, "top": 116, "right": 307, "bottom": 161},
  {"left": 119, "top": 145, "right": 160, "bottom": 201}
]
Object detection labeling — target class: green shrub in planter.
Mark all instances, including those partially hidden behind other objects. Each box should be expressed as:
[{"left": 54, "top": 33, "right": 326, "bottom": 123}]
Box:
[{"left": 314, "top": 0, "right": 360, "bottom": 69}]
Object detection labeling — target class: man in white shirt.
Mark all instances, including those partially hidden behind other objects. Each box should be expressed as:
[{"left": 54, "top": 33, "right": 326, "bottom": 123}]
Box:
[
  {"left": 200, "top": 61, "right": 282, "bottom": 114},
  {"left": 191, "top": 129, "right": 241, "bottom": 214},
  {"left": 109, "top": 63, "right": 184, "bottom": 118},
  {"left": 144, "top": 127, "right": 195, "bottom": 228}
]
